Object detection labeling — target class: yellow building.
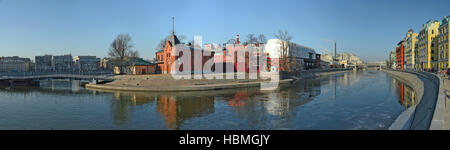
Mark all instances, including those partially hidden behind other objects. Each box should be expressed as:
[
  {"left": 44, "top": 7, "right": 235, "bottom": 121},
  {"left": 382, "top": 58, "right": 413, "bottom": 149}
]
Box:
[
  {"left": 404, "top": 29, "right": 418, "bottom": 69},
  {"left": 414, "top": 42, "right": 419, "bottom": 69},
  {"left": 438, "top": 15, "right": 450, "bottom": 69},
  {"left": 417, "top": 20, "right": 440, "bottom": 70}
]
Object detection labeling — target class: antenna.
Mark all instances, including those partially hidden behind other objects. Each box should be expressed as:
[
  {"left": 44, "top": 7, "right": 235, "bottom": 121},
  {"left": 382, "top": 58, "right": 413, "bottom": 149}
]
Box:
[{"left": 172, "top": 16, "right": 175, "bottom": 35}]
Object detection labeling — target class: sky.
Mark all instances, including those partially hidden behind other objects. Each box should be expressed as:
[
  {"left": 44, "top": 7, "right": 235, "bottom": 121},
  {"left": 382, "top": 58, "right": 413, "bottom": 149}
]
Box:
[{"left": 0, "top": 0, "right": 449, "bottom": 62}]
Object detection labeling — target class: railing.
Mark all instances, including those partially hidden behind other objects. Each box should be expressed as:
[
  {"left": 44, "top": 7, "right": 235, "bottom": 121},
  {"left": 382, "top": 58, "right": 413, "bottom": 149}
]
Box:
[
  {"left": 0, "top": 71, "right": 113, "bottom": 76},
  {"left": 0, "top": 71, "right": 114, "bottom": 80}
]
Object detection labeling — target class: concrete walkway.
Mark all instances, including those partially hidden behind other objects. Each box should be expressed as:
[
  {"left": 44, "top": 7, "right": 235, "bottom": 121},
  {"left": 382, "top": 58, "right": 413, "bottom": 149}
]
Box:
[
  {"left": 384, "top": 70, "right": 441, "bottom": 130},
  {"left": 443, "top": 78, "right": 450, "bottom": 129},
  {"left": 409, "top": 72, "right": 440, "bottom": 129}
]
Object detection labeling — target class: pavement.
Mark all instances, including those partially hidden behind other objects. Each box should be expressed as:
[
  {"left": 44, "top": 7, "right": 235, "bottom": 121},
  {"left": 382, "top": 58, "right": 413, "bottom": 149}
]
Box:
[
  {"left": 443, "top": 77, "right": 450, "bottom": 129},
  {"left": 409, "top": 72, "right": 440, "bottom": 129},
  {"left": 384, "top": 70, "right": 441, "bottom": 130}
]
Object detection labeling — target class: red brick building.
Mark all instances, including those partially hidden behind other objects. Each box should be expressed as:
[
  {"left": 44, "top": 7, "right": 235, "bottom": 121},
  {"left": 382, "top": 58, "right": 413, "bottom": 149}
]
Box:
[
  {"left": 155, "top": 33, "right": 215, "bottom": 74},
  {"left": 155, "top": 33, "right": 181, "bottom": 74},
  {"left": 212, "top": 35, "right": 270, "bottom": 73}
]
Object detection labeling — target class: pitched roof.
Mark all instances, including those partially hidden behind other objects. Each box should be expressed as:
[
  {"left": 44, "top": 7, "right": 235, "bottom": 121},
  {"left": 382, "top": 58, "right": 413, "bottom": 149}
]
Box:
[
  {"left": 125, "top": 58, "right": 155, "bottom": 66},
  {"left": 441, "top": 15, "right": 450, "bottom": 25},
  {"left": 167, "top": 34, "right": 181, "bottom": 46}
]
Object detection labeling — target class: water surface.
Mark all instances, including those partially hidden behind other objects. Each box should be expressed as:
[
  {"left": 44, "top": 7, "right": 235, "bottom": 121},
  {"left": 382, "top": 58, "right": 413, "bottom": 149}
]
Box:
[{"left": 0, "top": 70, "right": 416, "bottom": 129}]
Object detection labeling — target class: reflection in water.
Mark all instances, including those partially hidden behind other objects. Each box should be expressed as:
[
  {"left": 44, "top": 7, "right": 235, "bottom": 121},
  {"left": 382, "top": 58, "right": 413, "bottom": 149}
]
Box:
[
  {"left": 108, "top": 91, "right": 216, "bottom": 129},
  {"left": 0, "top": 70, "right": 419, "bottom": 129},
  {"left": 0, "top": 80, "right": 94, "bottom": 95},
  {"left": 110, "top": 92, "right": 151, "bottom": 126},
  {"left": 393, "top": 79, "right": 416, "bottom": 109},
  {"left": 228, "top": 91, "right": 250, "bottom": 107},
  {"left": 156, "top": 95, "right": 214, "bottom": 129},
  {"left": 264, "top": 78, "right": 322, "bottom": 117}
]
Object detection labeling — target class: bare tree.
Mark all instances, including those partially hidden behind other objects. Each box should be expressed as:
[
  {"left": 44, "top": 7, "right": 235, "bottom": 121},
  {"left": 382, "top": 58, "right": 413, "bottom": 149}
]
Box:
[
  {"left": 156, "top": 31, "right": 186, "bottom": 50},
  {"left": 108, "top": 34, "right": 138, "bottom": 74},
  {"left": 257, "top": 34, "right": 267, "bottom": 44},
  {"left": 156, "top": 38, "right": 167, "bottom": 50},
  {"left": 128, "top": 50, "right": 139, "bottom": 60},
  {"left": 246, "top": 34, "right": 258, "bottom": 44},
  {"left": 226, "top": 39, "right": 236, "bottom": 45},
  {"left": 274, "top": 29, "right": 295, "bottom": 72}
]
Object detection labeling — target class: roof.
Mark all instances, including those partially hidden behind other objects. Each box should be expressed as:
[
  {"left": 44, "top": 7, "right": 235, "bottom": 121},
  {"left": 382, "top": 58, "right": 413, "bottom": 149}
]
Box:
[
  {"left": 441, "top": 15, "right": 450, "bottom": 25},
  {"left": 125, "top": 58, "right": 155, "bottom": 66},
  {"left": 167, "top": 34, "right": 181, "bottom": 46},
  {"left": 421, "top": 20, "right": 439, "bottom": 31}
]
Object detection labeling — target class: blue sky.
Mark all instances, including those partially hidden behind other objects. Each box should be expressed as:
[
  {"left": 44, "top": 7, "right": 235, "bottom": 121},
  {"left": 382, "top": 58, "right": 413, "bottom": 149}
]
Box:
[{"left": 0, "top": 0, "right": 449, "bottom": 62}]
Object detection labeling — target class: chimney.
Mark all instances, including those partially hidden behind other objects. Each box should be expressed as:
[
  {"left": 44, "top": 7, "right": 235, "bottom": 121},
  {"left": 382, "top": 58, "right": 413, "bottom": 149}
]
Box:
[{"left": 236, "top": 34, "right": 240, "bottom": 45}]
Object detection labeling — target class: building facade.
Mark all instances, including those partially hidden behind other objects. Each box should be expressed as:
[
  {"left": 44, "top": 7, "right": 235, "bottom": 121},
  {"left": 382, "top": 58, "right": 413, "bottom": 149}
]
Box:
[
  {"left": 264, "top": 39, "right": 320, "bottom": 71},
  {"left": 155, "top": 32, "right": 215, "bottom": 74},
  {"left": 414, "top": 42, "right": 419, "bottom": 69},
  {"left": 52, "top": 54, "right": 73, "bottom": 72},
  {"left": 404, "top": 29, "right": 418, "bottom": 69},
  {"left": 114, "top": 58, "right": 156, "bottom": 75},
  {"left": 390, "top": 50, "right": 396, "bottom": 69},
  {"left": 74, "top": 56, "right": 100, "bottom": 72},
  {"left": 100, "top": 57, "right": 114, "bottom": 71},
  {"left": 396, "top": 40, "right": 404, "bottom": 70},
  {"left": 417, "top": 20, "right": 440, "bottom": 70},
  {"left": 155, "top": 33, "right": 181, "bottom": 74},
  {"left": 438, "top": 15, "right": 450, "bottom": 69},
  {"left": 35, "top": 55, "right": 53, "bottom": 72},
  {"left": 0, "top": 56, "right": 31, "bottom": 72}
]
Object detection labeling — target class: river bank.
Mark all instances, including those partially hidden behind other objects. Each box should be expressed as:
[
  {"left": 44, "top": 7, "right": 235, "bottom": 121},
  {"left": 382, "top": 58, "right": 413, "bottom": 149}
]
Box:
[
  {"left": 383, "top": 69, "right": 445, "bottom": 130},
  {"left": 383, "top": 70, "right": 424, "bottom": 130},
  {"left": 86, "top": 69, "right": 353, "bottom": 92}
]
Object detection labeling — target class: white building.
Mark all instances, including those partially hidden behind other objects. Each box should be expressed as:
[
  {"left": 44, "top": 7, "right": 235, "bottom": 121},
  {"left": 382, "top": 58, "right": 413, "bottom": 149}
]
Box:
[
  {"left": 265, "top": 39, "right": 316, "bottom": 58},
  {"left": 264, "top": 39, "right": 318, "bottom": 70}
]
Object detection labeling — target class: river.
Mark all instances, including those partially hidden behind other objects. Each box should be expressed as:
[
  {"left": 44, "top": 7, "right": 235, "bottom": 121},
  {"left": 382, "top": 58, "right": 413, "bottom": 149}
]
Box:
[{"left": 0, "top": 70, "right": 416, "bottom": 130}]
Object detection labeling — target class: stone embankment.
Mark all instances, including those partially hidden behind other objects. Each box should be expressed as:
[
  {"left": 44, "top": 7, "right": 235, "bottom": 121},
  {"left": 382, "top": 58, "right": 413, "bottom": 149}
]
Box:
[
  {"left": 86, "top": 69, "right": 352, "bottom": 92},
  {"left": 86, "top": 73, "right": 291, "bottom": 92},
  {"left": 385, "top": 69, "right": 445, "bottom": 130},
  {"left": 384, "top": 70, "right": 424, "bottom": 130},
  {"left": 290, "top": 68, "right": 352, "bottom": 79}
]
